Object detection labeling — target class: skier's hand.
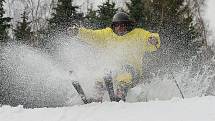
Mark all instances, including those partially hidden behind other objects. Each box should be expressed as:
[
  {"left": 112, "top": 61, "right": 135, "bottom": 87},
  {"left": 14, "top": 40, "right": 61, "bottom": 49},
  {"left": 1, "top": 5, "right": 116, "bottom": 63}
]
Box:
[{"left": 148, "top": 35, "right": 158, "bottom": 47}]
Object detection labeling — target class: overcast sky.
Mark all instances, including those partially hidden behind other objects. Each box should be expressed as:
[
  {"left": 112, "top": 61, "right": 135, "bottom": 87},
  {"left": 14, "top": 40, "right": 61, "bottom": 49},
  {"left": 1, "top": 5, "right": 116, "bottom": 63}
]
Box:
[
  {"left": 73, "top": 0, "right": 129, "bottom": 13},
  {"left": 4, "top": 0, "right": 129, "bottom": 22},
  {"left": 4, "top": 0, "right": 129, "bottom": 15}
]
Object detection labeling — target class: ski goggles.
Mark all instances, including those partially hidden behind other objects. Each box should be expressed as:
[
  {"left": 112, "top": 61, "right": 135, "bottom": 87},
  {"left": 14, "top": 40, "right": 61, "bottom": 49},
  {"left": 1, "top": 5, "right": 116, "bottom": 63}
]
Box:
[{"left": 112, "top": 22, "right": 130, "bottom": 27}]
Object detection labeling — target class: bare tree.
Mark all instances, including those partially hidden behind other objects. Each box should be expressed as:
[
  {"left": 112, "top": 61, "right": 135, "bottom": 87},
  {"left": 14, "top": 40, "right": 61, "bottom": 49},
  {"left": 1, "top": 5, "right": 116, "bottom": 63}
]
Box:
[
  {"left": 6, "top": 0, "right": 55, "bottom": 31},
  {"left": 6, "top": 0, "right": 56, "bottom": 46}
]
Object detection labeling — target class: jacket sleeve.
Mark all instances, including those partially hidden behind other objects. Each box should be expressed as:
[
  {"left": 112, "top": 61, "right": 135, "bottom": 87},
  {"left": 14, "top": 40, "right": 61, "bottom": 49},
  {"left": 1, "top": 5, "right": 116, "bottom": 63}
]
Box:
[
  {"left": 141, "top": 30, "right": 160, "bottom": 52},
  {"left": 78, "top": 27, "right": 105, "bottom": 46}
]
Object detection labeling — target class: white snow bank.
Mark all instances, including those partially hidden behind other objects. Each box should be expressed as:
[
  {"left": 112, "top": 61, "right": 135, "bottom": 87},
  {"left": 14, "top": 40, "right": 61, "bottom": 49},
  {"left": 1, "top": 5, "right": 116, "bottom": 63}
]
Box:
[{"left": 0, "top": 96, "right": 215, "bottom": 121}]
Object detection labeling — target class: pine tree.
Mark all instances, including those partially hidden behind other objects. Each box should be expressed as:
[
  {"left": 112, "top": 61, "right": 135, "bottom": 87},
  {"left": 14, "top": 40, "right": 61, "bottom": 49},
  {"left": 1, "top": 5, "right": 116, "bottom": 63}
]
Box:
[
  {"left": 48, "top": 0, "right": 82, "bottom": 31},
  {"left": 126, "top": 0, "right": 204, "bottom": 78},
  {"left": 150, "top": 0, "right": 203, "bottom": 66},
  {"left": 97, "top": 0, "right": 118, "bottom": 28},
  {"left": 14, "top": 11, "right": 32, "bottom": 45},
  {"left": 85, "top": 8, "right": 97, "bottom": 24},
  {"left": 84, "top": 7, "right": 98, "bottom": 28},
  {"left": 126, "top": 0, "right": 145, "bottom": 27},
  {"left": 141, "top": 0, "right": 201, "bottom": 57},
  {"left": 0, "top": 0, "right": 11, "bottom": 42}
]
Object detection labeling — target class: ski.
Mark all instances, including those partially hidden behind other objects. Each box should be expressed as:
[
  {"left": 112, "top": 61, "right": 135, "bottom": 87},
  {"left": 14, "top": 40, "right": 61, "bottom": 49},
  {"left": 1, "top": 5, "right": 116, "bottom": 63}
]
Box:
[
  {"left": 72, "top": 78, "right": 128, "bottom": 104},
  {"left": 72, "top": 81, "right": 88, "bottom": 104},
  {"left": 103, "top": 75, "right": 116, "bottom": 102}
]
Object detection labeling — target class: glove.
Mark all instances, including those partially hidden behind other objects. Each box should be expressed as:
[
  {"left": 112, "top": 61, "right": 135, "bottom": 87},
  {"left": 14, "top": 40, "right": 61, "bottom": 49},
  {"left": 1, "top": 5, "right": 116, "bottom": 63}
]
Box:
[{"left": 148, "top": 35, "right": 158, "bottom": 46}]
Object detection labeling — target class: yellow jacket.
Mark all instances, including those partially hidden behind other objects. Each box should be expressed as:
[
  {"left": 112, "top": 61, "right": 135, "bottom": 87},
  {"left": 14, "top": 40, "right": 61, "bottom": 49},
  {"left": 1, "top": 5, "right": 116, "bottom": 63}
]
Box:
[{"left": 78, "top": 27, "right": 160, "bottom": 83}]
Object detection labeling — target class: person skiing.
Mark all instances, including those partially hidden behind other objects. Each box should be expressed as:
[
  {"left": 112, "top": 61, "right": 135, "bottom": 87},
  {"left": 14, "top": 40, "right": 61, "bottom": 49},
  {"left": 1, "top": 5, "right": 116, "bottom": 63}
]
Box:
[{"left": 75, "top": 12, "right": 160, "bottom": 102}]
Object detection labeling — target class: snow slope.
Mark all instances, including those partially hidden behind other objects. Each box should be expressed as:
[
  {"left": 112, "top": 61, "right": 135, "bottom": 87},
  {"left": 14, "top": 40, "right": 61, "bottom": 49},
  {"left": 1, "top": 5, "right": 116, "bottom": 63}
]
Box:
[{"left": 0, "top": 96, "right": 215, "bottom": 121}]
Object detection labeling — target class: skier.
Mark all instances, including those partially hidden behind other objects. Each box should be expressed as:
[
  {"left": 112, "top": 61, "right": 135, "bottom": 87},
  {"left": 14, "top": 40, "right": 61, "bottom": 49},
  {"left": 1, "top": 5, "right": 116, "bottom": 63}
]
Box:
[{"left": 76, "top": 12, "right": 160, "bottom": 102}]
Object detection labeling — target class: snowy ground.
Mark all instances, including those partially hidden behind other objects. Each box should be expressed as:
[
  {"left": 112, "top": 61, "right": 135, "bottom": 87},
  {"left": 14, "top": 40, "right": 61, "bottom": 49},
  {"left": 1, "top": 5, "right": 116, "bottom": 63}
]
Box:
[{"left": 0, "top": 96, "right": 215, "bottom": 121}]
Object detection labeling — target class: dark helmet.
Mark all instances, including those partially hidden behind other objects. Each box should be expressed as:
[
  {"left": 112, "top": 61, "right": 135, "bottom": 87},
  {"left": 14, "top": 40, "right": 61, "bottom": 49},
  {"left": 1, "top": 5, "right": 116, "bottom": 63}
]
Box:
[
  {"left": 111, "top": 12, "right": 134, "bottom": 32},
  {"left": 112, "top": 12, "right": 130, "bottom": 23}
]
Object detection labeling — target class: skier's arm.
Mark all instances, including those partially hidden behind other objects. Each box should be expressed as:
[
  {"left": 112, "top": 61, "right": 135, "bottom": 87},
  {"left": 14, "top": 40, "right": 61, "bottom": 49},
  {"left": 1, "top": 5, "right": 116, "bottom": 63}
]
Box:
[{"left": 78, "top": 27, "right": 104, "bottom": 46}]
